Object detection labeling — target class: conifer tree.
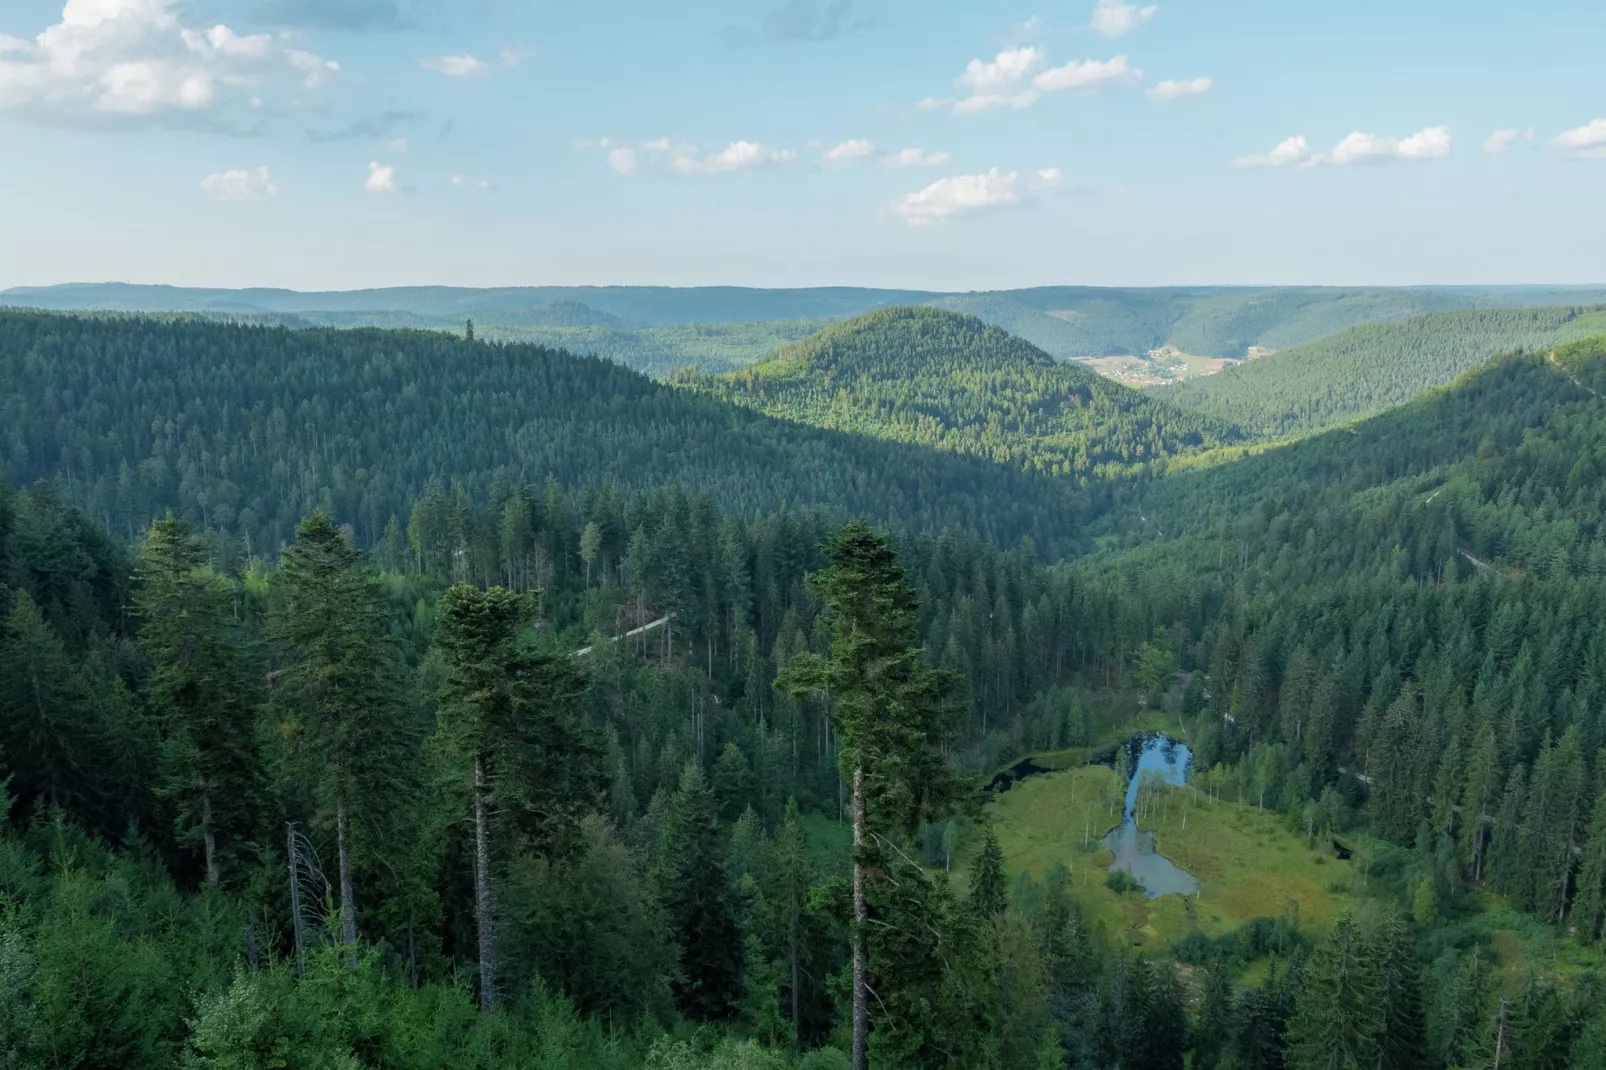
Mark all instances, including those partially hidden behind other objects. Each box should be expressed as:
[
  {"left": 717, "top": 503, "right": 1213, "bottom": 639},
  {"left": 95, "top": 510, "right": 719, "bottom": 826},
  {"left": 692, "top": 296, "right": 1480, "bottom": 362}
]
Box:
[
  {"left": 656, "top": 762, "right": 744, "bottom": 1021},
  {"left": 1286, "top": 916, "right": 1379, "bottom": 1070},
  {"left": 970, "top": 823, "right": 1008, "bottom": 920},
  {"left": 1570, "top": 752, "right": 1606, "bottom": 941},
  {"left": 777, "top": 520, "right": 962, "bottom": 1070},
  {"left": 1459, "top": 721, "right": 1501, "bottom": 881},
  {"left": 435, "top": 583, "right": 601, "bottom": 1011},
  {"left": 272, "top": 513, "right": 407, "bottom": 945},
  {"left": 135, "top": 517, "right": 261, "bottom": 885}
]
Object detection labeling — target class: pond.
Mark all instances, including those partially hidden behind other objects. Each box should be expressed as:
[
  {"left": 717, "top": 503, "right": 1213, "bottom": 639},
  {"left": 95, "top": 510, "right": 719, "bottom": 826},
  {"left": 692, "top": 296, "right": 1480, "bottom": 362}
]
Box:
[{"left": 1100, "top": 735, "right": 1201, "bottom": 899}]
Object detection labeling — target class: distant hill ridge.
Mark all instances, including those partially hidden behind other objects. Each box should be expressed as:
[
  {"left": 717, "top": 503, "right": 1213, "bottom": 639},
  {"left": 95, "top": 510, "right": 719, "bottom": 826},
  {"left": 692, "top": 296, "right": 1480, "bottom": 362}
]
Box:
[
  {"left": 1151, "top": 304, "right": 1606, "bottom": 438},
  {"left": 10, "top": 281, "right": 1606, "bottom": 360},
  {"left": 693, "top": 306, "right": 1243, "bottom": 479}
]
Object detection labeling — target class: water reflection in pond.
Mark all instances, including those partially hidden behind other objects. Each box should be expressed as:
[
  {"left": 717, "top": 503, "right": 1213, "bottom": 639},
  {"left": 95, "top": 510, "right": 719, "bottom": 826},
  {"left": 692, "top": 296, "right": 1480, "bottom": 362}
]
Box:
[{"left": 1100, "top": 735, "right": 1201, "bottom": 898}]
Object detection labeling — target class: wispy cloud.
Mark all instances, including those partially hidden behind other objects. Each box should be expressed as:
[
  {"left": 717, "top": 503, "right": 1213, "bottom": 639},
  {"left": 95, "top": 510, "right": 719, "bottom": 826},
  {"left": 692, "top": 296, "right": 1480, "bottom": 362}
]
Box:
[
  {"left": 1235, "top": 127, "right": 1452, "bottom": 169},
  {"left": 824, "top": 138, "right": 876, "bottom": 167},
  {"left": 420, "top": 49, "right": 529, "bottom": 77},
  {"left": 202, "top": 165, "right": 277, "bottom": 201},
  {"left": 1233, "top": 136, "right": 1311, "bottom": 168},
  {"left": 886, "top": 148, "right": 952, "bottom": 168},
  {"left": 308, "top": 110, "right": 423, "bottom": 143},
  {"left": 726, "top": 0, "right": 874, "bottom": 45},
  {"left": 890, "top": 167, "right": 1062, "bottom": 226},
  {"left": 934, "top": 47, "right": 1140, "bottom": 114},
  {"left": 1149, "top": 77, "right": 1211, "bottom": 102},
  {"left": 1090, "top": 0, "right": 1157, "bottom": 37},
  {"left": 672, "top": 141, "right": 797, "bottom": 175},
  {"left": 451, "top": 174, "right": 492, "bottom": 189},
  {"left": 1482, "top": 128, "right": 1532, "bottom": 154}
]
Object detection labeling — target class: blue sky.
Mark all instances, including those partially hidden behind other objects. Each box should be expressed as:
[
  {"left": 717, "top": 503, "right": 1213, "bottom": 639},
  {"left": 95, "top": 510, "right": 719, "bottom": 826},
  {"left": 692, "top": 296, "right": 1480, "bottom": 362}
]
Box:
[{"left": 1, "top": 0, "right": 1603, "bottom": 291}]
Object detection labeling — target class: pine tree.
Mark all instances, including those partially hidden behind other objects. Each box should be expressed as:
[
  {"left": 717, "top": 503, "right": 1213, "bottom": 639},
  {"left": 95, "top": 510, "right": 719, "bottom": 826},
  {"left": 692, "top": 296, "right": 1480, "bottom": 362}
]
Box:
[
  {"left": 134, "top": 517, "right": 261, "bottom": 886},
  {"left": 1369, "top": 913, "right": 1424, "bottom": 1070},
  {"left": 1286, "top": 916, "right": 1379, "bottom": 1070},
  {"left": 272, "top": 513, "right": 409, "bottom": 945},
  {"left": 1486, "top": 764, "right": 1528, "bottom": 898},
  {"left": 970, "top": 823, "right": 1008, "bottom": 920},
  {"left": 1459, "top": 721, "right": 1501, "bottom": 881},
  {"left": 656, "top": 762, "right": 744, "bottom": 1021},
  {"left": 776, "top": 520, "right": 962, "bottom": 1070},
  {"left": 435, "top": 583, "right": 602, "bottom": 1011},
  {"left": 1570, "top": 752, "right": 1606, "bottom": 941}
]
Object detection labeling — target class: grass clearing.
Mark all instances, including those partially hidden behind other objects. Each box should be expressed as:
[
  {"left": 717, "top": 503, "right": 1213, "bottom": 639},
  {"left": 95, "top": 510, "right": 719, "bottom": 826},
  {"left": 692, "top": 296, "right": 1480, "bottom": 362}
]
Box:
[{"left": 978, "top": 763, "right": 1359, "bottom": 952}]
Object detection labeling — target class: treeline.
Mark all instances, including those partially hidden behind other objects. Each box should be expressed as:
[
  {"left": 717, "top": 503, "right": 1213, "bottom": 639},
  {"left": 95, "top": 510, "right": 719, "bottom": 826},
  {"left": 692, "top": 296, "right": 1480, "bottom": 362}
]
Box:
[
  {"left": 1153, "top": 305, "right": 1606, "bottom": 437},
  {"left": 0, "top": 310, "right": 1092, "bottom": 560},
  {"left": 696, "top": 308, "right": 1239, "bottom": 480}
]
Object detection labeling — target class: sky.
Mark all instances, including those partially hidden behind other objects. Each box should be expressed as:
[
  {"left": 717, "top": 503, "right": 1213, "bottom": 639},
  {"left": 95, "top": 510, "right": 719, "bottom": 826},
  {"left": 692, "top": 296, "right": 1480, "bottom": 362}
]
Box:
[{"left": 1, "top": 0, "right": 1603, "bottom": 292}]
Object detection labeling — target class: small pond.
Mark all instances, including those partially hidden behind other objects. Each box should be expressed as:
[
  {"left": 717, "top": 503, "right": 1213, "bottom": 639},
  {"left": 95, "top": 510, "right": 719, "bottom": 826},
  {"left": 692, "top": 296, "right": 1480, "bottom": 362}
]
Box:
[{"left": 1100, "top": 735, "right": 1201, "bottom": 899}]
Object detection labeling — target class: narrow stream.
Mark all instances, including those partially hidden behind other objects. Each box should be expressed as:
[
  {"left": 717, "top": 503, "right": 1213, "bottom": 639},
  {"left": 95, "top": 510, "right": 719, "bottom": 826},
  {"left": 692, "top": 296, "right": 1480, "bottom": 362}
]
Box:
[{"left": 1100, "top": 735, "right": 1201, "bottom": 898}]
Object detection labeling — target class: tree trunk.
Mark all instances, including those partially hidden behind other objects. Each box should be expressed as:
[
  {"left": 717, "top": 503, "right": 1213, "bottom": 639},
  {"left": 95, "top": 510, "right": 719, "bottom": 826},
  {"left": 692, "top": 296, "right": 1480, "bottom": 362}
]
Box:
[
  {"left": 336, "top": 797, "right": 357, "bottom": 946},
  {"left": 200, "top": 783, "right": 219, "bottom": 886},
  {"left": 851, "top": 764, "right": 869, "bottom": 1070},
  {"left": 474, "top": 755, "right": 497, "bottom": 1011}
]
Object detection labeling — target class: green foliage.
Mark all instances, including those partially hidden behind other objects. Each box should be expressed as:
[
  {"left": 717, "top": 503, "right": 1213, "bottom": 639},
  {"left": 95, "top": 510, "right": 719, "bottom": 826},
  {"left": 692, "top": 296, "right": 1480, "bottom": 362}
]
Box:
[
  {"left": 655, "top": 763, "right": 744, "bottom": 1021},
  {"left": 1154, "top": 305, "right": 1606, "bottom": 437},
  {"left": 698, "top": 307, "right": 1240, "bottom": 480},
  {"left": 0, "top": 310, "right": 1087, "bottom": 559}
]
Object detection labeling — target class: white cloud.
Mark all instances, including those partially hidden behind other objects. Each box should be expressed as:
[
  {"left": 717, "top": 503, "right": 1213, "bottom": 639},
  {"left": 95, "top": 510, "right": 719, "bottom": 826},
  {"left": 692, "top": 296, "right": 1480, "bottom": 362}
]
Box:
[
  {"left": 1033, "top": 55, "right": 1140, "bottom": 93},
  {"left": 608, "top": 147, "right": 638, "bottom": 174},
  {"left": 1482, "top": 128, "right": 1531, "bottom": 154},
  {"left": 944, "top": 46, "right": 1139, "bottom": 113},
  {"left": 886, "top": 147, "right": 952, "bottom": 168},
  {"left": 201, "top": 164, "right": 276, "bottom": 201},
  {"left": 387, "top": 137, "right": 408, "bottom": 152},
  {"left": 451, "top": 174, "right": 492, "bottom": 189},
  {"left": 365, "top": 160, "right": 397, "bottom": 193},
  {"left": 1236, "top": 127, "right": 1452, "bottom": 169},
  {"left": 1149, "top": 76, "right": 1211, "bottom": 101},
  {"left": 1553, "top": 118, "right": 1606, "bottom": 159},
  {"left": 671, "top": 140, "right": 797, "bottom": 175},
  {"left": 889, "top": 166, "right": 1061, "bottom": 226},
  {"left": 1324, "top": 125, "right": 1451, "bottom": 165},
  {"left": 1090, "top": 0, "right": 1157, "bottom": 37},
  {"left": 421, "top": 53, "right": 486, "bottom": 76},
  {"left": 0, "top": 0, "right": 338, "bottom": 121},
  {"left": 420, "top": 49, "right": 527, "bottom": 77},
  {"left": 1233, "top": 135, "right": 1311, "bottom": 168},
  {"left": 825, "top": 138, "right": 875, "bottom": 167}
]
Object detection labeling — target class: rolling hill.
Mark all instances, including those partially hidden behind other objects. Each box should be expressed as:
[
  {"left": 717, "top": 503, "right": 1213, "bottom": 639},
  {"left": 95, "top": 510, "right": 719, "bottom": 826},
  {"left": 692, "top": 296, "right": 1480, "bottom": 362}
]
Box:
[
  {"left": 690, "top": 306, "right": 1243, "bottom": 479},
  {"left": 1149, "top": 304, "right": 1606, "bottom": 438},
  {"left": 0, "top": 309, "right": 1095, "bottom": 557}
]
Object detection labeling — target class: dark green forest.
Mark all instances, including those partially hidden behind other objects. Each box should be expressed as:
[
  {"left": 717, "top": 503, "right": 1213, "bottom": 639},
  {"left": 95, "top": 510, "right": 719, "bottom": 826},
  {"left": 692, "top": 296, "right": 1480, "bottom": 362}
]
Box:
[
  {"left": 9, "top": 307, "right": 1606, "bottom": 1067},
  {"left": 0, "top": 310, "right": 1095, "bottom": 560},
  {"left": 694, "top": 307, "right": 1239, "bottom": 479},
  {"left": 1153, "top": 305, "right": 1606, "bottom": 437}
]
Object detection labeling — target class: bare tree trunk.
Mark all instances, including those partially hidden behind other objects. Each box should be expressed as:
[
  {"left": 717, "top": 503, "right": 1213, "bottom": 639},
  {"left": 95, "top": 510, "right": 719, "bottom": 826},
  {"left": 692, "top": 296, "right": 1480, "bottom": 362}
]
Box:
[
  {"left": 336, "top": 797, "right": 356, "bottom": 946},
  {"left": 288, "top": 823, "right": 306, "bottom": 979},
  {"left": 851, "top": 765, "right": 869, "bottom": 1070},
  {"left": 201, "top": 783, "right": 220, "bottom": 886},
  {"left": 474, "top": 756, "right": 496, "bottom": 1011}
]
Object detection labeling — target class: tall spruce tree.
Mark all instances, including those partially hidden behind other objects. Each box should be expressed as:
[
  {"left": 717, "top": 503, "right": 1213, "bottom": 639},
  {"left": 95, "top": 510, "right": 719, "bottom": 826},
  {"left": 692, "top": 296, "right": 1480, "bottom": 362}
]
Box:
[
  {"left": 1570, "top": 752, "right": 1606, "bottom": 942},
  {"left": 1286, "top": 916, "right": 1379, "bottom": 1070},
  {"left": 655, "top": 762, "right": 744, "bottom": 1021},
  {"left": 435, "top": 583, "right": 601, "bottom": 1011},
  {"left": 970, "top": 823, "right": 1008, "bottom": 920},
  {"left": 777, "top": 520, "right": 962, "bottom": 1070},
  {"left": 272, "top": 513, "right": 408, "bottom": 945},
  {"left": 134, "top": 516, "right": 261, "bottom": 886}
]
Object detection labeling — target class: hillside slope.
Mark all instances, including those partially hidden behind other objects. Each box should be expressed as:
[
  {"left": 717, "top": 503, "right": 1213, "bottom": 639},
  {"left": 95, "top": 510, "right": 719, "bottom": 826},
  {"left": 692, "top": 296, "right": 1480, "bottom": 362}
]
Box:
[
  {"left": 692, "top": 306, "right": 1242, "bottom": 479},
  {"left": 1104, "top": 335, "right": 1606, "bottom": 584},
  {"left": 1150, "top": 305, "right": 1606, "bottom": 438},
  {"left": 0, "top": 310, "right": 1092, "bottom": 556}
]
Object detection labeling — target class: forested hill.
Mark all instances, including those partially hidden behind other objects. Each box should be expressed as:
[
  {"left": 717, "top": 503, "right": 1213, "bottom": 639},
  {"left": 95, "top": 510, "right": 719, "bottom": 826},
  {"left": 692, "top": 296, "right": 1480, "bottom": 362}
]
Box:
[
  {"left": 0, "top": 309, "right": 1091, "bottom": 557},
  {"left": 692, "top": 306, "right": 1242, "bottom": 479},
  {"left": 1103, "top": 335, "right": 1606, "bottom": 584},
  {"left": 1151, "top": 304, "right": 1606, "bottom": 438}
]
